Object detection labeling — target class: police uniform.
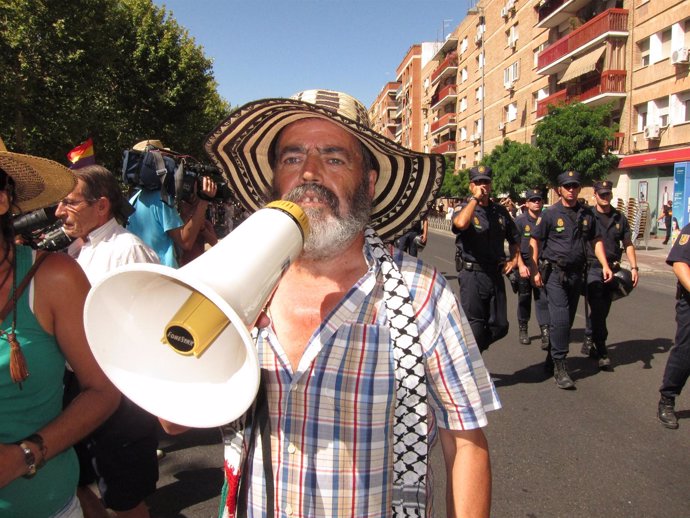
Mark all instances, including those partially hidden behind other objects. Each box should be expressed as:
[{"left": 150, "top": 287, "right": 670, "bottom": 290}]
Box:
[
  {"left": 514, "top": 188, "right": 550, "bottom": 347},
  {"left": 583, "top": 180, "right": 634, "bottom": 367},
  {"left": 657, "top": 223, "right": 690, "bottom": 428},
  {"left": 453, "top": 165, "right": 520, "bottom": 351},
  {"left": 530, "top": 171, "right": 601, "bottom": 388}
]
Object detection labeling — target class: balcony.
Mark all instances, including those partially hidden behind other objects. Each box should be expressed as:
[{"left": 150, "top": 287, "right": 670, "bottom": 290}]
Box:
[
  {"left": 431, "top": 52, "right": 459, "bottom": 85},
  {"left": 536, "top": 0, "right": 593, "bottom": 29},
  {"left": 431, "top": 140, "right": 457, "bottom": 155},
  {"left": 537, "top": 9, "right": 628, "bottom": 76},
  {"left": 431, "top": 112, "right": 457, "bottom": 134},
  {"left": 431, "top": 84, "right": 458, "bottom": 110},
  {"left": 536, "top": 70, "right": 627, "bottom": 118},
  {"left": 606, "top": 132, "right": 625, "bottom": 154}
]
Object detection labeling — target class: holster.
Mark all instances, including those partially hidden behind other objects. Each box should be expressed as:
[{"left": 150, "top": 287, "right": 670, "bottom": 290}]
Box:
[
  {"left": 539, "top": 259, "right": 552, "bottom": 284},
  {"left": 517, "top": 275, "right": 532, "bottom": 295},
  {"left": 507, "top": 269, "right": 519, "bottom": 293}
]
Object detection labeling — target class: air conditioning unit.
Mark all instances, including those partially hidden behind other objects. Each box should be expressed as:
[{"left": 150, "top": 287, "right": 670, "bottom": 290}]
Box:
[
  {"left": 506, "top": 0, "right": 516, "bottom": 11},
  {"left": 671, "top": 48, "right": 689, "bottom": 65},
  {"left": 505, "top": 80, "right": 515, "bottom": 91},
  {"left": 644, "top": 125, "right": 660, "bottom": 140},
  {"left": 499, "top": 122, "right": 506, "bottom": 131},
  {"left": 475, "top": 32, "right": 482, "bottom": 44},
  {"left": 501, "top": 7, "right": 508, "bottom": 18},
  {"left": 471, "top": 133, "right": 481, "bottom": 143},
  {"left": 508, "top": 37, "right": 517, "bottom": 49}
]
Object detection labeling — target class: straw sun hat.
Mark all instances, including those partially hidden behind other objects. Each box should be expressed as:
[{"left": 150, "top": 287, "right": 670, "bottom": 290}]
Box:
[
  {"left": 205, "top": 89, "right": 446, "bottom": 241},
  {"left": 0, "top": 138, "right": 76, "bottom": 213}
]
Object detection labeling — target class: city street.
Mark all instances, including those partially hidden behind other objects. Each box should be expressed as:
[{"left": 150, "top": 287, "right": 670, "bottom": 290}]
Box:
[{"left": 148, "top": 230, "right": 689, "bottom": 518}]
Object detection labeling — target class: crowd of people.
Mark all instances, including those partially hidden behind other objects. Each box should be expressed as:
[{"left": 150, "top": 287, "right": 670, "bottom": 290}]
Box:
[{"left": 0, "top": 87, "right": 687, "bottom": 518}]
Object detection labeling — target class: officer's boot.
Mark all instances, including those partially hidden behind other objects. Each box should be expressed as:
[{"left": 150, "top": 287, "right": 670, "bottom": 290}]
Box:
[
  {"left": 519, "top": 321, "right": 530, "bottom": 345},
  {"left": 539, "top": 325, "right": 550, "bottom": 351},
  {"left": 658, "top": 396, "right": 679, "bottom": 429},
  {"left": 581, "top": 335, "right": 595, "bottom": 357},
  {"left": 543, "top": 345, "right": 554, "bottom": 375},
  {"left": 553, "top": 359, "right": 575, "bottom": 390},
  {"left": 595, "top": 342, "right": 611, "bottom": 370}
]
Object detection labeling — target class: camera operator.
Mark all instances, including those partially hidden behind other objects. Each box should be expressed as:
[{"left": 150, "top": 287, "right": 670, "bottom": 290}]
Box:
[
  {"left": 56, "top": 165, "right": 160, "bottom": 518},
  {"left": 177, "top": 178, "right": 219, "bottom": 266},
  {"left": 126, "top": 140, "right": 217, "bottom": 268}
]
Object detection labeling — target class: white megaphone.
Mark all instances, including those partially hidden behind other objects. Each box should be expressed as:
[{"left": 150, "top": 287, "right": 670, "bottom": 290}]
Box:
[{"left": 84, "top": 201, "right": 309, "bottom": 428}]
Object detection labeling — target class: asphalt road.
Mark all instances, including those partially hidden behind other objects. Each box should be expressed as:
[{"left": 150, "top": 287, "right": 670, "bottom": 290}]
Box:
[{"left": 148, "top": 230, "right": 689, "bottom": 518}]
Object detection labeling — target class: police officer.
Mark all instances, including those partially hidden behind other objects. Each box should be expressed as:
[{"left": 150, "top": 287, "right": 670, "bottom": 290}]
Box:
[
  {"left": 514, "top": 188, "right": 550, "bottom": 348},
  {"left": 657, "top": 222, "right": 690, "bottom": 429},
  {"left": 530, "top": 171, "right": 612, "bottom": 389},
  {"left": 582, "top": 180, "right": 639, "bottom": 369},
  {"left": 452, "top": 165, "right": 520, "bottom": 352}
]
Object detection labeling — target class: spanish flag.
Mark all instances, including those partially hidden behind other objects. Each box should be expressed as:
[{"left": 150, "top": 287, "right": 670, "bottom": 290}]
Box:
[{"left": 67, "top": 138, "right": 96, "bottom": 169}]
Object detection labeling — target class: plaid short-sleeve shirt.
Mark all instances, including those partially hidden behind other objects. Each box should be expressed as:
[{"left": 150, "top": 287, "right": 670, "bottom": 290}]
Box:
[{"left": 239, "top": 242, "right": 500, "bottom": 518}]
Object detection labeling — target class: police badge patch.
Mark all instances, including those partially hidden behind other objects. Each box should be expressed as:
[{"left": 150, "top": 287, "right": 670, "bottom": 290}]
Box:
[{"left": 680, "top": 234, "right": 690, "bottom": 246}]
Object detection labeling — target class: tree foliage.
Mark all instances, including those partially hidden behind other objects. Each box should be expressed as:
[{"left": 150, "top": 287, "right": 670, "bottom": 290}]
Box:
[
  {"left": 0, "top": 0, "right": 230, "bottom": 169},
  {"left": 482, "top": 139, "right": 545, "bottom": 199},
  {"left": 438, "top": 160, "right": 469, "bottom": 199},
  {"left": 534, "top": 102, "right": 619, "bottom": 187}
]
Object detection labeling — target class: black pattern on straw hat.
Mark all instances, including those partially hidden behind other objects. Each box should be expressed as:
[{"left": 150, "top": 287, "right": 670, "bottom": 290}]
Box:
[
  {"left": 204, "top": 89, "right": 446, "bottom": 241},
  {"left": 0, "top": 138, "right": 76, "bottom": 213}
]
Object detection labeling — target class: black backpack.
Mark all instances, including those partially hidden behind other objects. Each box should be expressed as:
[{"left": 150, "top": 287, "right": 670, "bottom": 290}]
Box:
[{"left": 122, "top": 147, "right": 182, "bottom": 205}]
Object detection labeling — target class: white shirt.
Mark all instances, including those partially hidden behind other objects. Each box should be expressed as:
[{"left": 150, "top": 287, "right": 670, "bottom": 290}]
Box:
[{"left": 67, "top": 217, "right": 160, "bottom": 285}]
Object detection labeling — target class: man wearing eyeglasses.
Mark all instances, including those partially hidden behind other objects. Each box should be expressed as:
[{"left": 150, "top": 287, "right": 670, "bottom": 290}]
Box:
[
  {"left": 452, "top": 165, "right": 520, "bottom": 352},
  {"left": 513, "top": 188, "right": 550, "bottom": 349},
  {"left": 56, "top": 165, "right": 161, "bottom": 518},
  {"left": 581, "top": 180, "right": 639, "bottom": 369},
  {"left": 529, "top": 171, "right": 612, "bottom": 389}
]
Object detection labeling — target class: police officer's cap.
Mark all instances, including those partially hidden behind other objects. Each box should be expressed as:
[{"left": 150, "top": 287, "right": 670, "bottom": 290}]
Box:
[
  {"left": 469, "top": 165, "right": 493, "bottom": 183},
  {"left": 525, "top": 188, "right": 543, "bottom": 201},
  {"left": 557, "top": 170, "right": 581, "bottom": 186},
  {"left": 594, "top": 180, "right": 613, "bottom": 195}
]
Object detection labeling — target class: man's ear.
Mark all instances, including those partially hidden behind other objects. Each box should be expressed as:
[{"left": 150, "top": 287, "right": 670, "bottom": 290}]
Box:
[
  {"left": 368, "top": 169, "right": 377, "bottom": 199},
  {"left": 0, "top": 190, "right": 10, "bottom": 216},
  {"left": 96, "top": 196, "right": 110, "bottom": 216}
]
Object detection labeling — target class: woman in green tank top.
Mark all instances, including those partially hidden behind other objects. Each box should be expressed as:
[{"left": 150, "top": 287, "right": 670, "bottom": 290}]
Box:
[{"left": 0, "top": 144, "right": 120, "bottom": 517}]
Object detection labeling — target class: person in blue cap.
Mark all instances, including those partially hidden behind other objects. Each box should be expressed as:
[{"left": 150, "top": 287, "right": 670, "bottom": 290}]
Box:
[
  {"left": 581, "top": 180, "right": 639, "bottom": 369},
  {"left": 452, "top": 165, "right": 521, "bottom": 352},
  {"left": 529, "top": 171, "right": 612, "bottom": 389},
  {"left": 513, "top": 187, "right": 550, "bottom": 348},
  {"left": 657, "top": 222, "right": 690, "bottom": 429}
]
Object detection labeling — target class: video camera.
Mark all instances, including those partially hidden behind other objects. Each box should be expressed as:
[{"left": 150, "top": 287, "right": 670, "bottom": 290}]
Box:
[
  {"left": 122, "top": 145, "right": 232, "bottom": 204},
  {"left": 177, "top": 161, "right": 233, "bottom": 203},
  {"left": 13, "top": 206, "right": 73, "bottom": 252}
]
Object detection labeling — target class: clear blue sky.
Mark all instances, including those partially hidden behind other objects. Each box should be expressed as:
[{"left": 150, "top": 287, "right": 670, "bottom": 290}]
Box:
[{"left": 153, "top": 0, "right": 470, "bottom": 108}]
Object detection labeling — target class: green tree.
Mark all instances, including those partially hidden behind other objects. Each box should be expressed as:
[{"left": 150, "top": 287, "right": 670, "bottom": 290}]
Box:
[
  {"left": 0, "top": 0, "right": 230, "bottom": 168},
  {"left": 534, "top": 102, "right": 619, "bottom": 187},
  {"left": 438, "top": 160, "right": 469, "bottom": 199},
  {"left": 482, "top": 139, "right": 545, "bottom": 199}
]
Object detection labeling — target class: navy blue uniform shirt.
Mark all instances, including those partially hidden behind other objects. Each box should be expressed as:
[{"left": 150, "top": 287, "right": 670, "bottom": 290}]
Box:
[
  {"left": 453, "top": 201, "right": 519, "bottom": 265},
  {"left": 667, "top": 223, "right": 690, "bottom": 267},
  {"left": 514, "top": 211, "right": 539, "bottom": 261},
  {"left": 531, "top": 200, "right": 600, "bottom": 267},
  {"left": 585, "top": 208, "right": 632, "bottom": 265}
]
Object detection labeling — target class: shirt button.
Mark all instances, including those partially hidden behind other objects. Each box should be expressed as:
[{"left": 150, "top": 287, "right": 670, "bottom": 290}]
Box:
[
  {"left": 285, "top": 504, "right": 294, "bottom": 516},
  {"left": 287, "top": 443, "right": 296, "bottom": 454}
]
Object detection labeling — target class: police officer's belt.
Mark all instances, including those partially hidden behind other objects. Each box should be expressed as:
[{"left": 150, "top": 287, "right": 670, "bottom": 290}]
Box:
[
  {"left": 588, "top": 259, "right": 621, "bottom": 272},
  {"left": 462, "top": 260, "right": 505, "bottom": 273},
  {"left": 542, "top": 259, "right": 584, "bottom": 273}
]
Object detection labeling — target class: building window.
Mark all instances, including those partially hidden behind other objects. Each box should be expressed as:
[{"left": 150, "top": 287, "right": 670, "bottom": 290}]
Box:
[
  {"left": 460, "top": 126, "right": 467, "bottom": 141},
  {"left": 533, "top": 43, "right": 546, "bottom": 68},
  {"left": 638, "top": 38, "right": 650, "bottom": 67},
  {"left": 504, "top": 102, "right": 518, "bottom": 122},
  {"left": 654, "top": 97, "right": 669, "bottom": 127},
  {"left": 461, "top": 67, "right": 468, "bottom": 82},
  {"left": 461, "top": 37, "right": 468, "bottom": 53},
  {"left": 636, "top": 103, "right": 648, "bottom": 132},
  {"left": 532, "top": 87, "right": 549, "bottom": 112},
  {"left": 671, "top": 90, "right": 690, "bottom": 124},
  {"left": 476, "top": 86, "right": 483, "bottom": 101},
  {"left": 460, "top": 156, "right": 467, "bottom": 170},
  {"left": 474, "top": 151, "right": 481, "bottom": 165},
  {"left": 507, "top": 24, "right": 518, "bottom": 48},
  {"left": 503, "top": 61, "right": 520, "bottom": 86},
  {"left": 460, "top": 97, "right": 467, "bottom": 112}
]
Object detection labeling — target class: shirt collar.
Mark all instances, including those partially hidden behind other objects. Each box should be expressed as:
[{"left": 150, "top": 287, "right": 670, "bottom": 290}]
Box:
[{"left": 85, "top": 217, "right": 120, "bottom": 247}]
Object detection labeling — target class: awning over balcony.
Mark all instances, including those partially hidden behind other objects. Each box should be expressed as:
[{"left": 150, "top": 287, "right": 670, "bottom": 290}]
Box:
[
  {"left": 618, "top": 147, "right": 690, "bottom": 169},
  {"left": 558, "top": 46, "right": 605, "bottom": 84}
]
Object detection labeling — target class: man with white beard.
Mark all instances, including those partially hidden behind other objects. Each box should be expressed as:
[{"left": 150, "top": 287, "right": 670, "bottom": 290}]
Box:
[{"left": 167, "top": 90, "right": 500, "bottom": 518}]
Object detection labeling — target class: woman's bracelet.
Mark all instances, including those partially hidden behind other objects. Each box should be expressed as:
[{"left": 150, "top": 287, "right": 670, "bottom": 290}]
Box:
[
  {"left": 24, "top": 433, "right": 47, "bottom": 468},
  {"left": 15, "top": 441, "right": 37, "bottom": 479}
]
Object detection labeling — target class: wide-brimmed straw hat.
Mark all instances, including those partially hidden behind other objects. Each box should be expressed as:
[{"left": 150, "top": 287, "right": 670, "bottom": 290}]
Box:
[
  {"left": 204, "top": 89, "right": 445, "bottom": 241},
  {"left": 0, "top": 138, "right": 76, "bottom": 213}
]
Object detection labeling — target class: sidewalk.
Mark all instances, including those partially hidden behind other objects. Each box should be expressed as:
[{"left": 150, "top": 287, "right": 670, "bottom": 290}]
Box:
[{"left": 428, "top": 217, "right": 672, "bottom": 275}]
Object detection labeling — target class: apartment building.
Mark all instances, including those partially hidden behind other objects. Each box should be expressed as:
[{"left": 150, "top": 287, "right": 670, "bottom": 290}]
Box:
[
  {"left": 371, "top": 0, "right": 689, "bottom": 226},
  {"left": 369, "top": 81, "right": 401, "bottom": 142}
]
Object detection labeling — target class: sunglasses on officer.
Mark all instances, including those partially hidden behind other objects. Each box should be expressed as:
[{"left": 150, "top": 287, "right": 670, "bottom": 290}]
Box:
[{"left": 528, "top": 198, "right": 543, "bottom": 203}]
